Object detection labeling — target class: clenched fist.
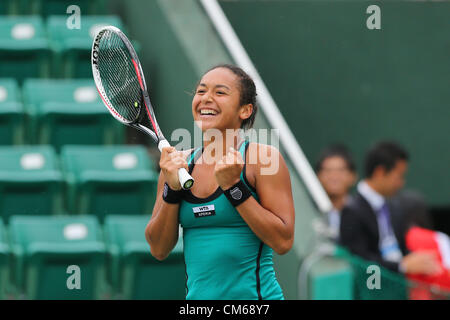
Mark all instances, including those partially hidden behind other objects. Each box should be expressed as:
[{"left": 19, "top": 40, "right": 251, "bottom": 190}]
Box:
[
  {"left": 214, "top": 147, "right": 244, "bottom": 190},
  {"left": 159, "top": 147, "right": 189, "bottom": 191}
]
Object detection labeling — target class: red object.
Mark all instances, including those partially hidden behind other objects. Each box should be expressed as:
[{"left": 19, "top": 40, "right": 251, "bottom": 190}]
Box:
[{"left": 405, "top": 227, "right": 450, "bottom": 299}]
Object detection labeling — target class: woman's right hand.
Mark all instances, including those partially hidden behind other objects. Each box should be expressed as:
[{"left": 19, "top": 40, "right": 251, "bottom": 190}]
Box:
[{"left": 159, "top": 147, "right": 189, "bottom": 191}]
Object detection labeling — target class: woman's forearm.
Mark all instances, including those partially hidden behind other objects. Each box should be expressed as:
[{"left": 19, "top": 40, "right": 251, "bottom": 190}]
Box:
[
  {"left": 235, "top": 197, "right": 294, "bottom": 255},
  {"left": 145, "top": 200, "right": 180, "bottom": 260}
]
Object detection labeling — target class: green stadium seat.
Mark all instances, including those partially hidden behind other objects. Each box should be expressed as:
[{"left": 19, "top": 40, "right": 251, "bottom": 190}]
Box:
[
  {"left": 6, "top": 0, "right": 20, "bottom": 15},
  {"left": 0, "top": 220, "right": 10, "bottom": 299},
  {"left": 9, "top": 215, "right": 108, "bottom": 299},
  {"left": 0, "top": 2, "right": 8, "bottom": 14},
  {"left": 0, "top": 145, "right": 64, "bottom": 223},
  {"left": 15, "top": 0, "right": 107, "bottom": 17},
  {"left": 22, "top": 79, "right": 100, "bottom": 107},
  {"left": 38, "top": 102, "right": 124, "bottom": 151},
  {"left": 47, "top": 15, "right": 124, "bottom": 78},
  {"left": 0, "top": 78, "right": 20, "bottom": 102},
  {"left": 22, "top": 79, "right": 124, "bottom": 148},
  {"left": 104, "top": 215, "right": 186, "bottom": 299},
  {"left": 0, "top": 78, "right": 25, "bottom": 145},
  {"left": 0, "top": 1, "right": 20, "bottom": 15},
  {"left": 61, "top": 146, "right": 158, "bottom": 221},
  {"left": 0, "top": 16, "right": 51, "bottom": 84},
  {"left": 8, "top": 0, "right": 38, "bottom": 15}
]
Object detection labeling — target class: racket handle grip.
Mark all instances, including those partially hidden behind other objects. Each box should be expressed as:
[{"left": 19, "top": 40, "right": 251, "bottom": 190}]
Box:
[
  {"left": 158, "top": 140, "right": 195, "bottom": 190},
  {"left": 158, "top": 139, "right": 172, "bottom": 151},
  {"left": 178, "top": 167, "right": 194, "bottom": 190}
]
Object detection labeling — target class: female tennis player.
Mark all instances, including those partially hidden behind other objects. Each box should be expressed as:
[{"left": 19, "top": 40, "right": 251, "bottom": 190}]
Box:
[{"left": 145, "top": 64, "right": 295, "bottom": 300}]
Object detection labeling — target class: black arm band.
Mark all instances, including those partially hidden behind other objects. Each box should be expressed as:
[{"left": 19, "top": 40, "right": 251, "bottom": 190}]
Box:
[
  {"left": 162, "top": 183, "right": 183, "bottom": 204},
  {"left": 222, "top": 180, "right": 253, "bottom": 207}
]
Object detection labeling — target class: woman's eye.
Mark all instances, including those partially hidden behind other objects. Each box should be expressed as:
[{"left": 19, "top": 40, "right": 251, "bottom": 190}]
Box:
[
  {"left": 217, "top": 91, "right": 225, "bottom": 95},
  {"left": 196, "top": 90, "right": 205, "bottom": 94}
]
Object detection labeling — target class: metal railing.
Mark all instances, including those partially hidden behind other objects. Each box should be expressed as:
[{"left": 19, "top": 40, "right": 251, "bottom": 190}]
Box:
[{"left": 199, "top": 0, "right": 333, "bottom": 214}]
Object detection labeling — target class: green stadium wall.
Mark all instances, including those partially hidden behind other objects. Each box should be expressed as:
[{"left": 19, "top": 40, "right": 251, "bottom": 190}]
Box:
[
  {"left": 219, "top": 0, "right": 450, "bottom": 209},
  {"left": 109, "top": 0, "right": 375, "bottom": 299}
]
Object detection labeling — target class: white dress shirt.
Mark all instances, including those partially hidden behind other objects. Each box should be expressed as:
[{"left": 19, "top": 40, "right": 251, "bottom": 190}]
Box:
[
  {"left": 328, "top": 208, "right": 341, "bottom": 240},
  {"left": 357, "top": 180, "right": 385, "bottom": 212}
]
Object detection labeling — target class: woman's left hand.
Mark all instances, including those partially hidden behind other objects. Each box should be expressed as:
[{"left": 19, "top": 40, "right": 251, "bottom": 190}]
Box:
[{"left": 214, "top": 147, "right": 244, "bottom": 190}]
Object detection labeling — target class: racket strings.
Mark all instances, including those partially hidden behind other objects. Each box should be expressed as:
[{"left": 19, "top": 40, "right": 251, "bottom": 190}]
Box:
[
  {"left": 101, "top": 31, "right": 139, "bottom": 117},
  {"left": 101, "top": 31, "right": 140, "bottom": 120},
  {"left": 97, "top": 30, "right": 142, "bottom": 123},
  {"left": 103, "top": 36, "right": 137, "bottom": 116}
]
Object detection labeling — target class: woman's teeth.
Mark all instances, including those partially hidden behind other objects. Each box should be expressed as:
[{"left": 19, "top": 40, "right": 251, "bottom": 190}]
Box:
[{"left": 200, "top": 109, "right": 218, "bottom": 115}]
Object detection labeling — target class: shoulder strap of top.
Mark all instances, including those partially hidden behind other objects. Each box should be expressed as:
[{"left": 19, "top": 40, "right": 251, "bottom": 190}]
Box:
[
  {"left": 237, "top": 139, "right": 247, "bottom": 157},
  {"left": 240, "top": 140, "right": 257, "bottom": 194}
]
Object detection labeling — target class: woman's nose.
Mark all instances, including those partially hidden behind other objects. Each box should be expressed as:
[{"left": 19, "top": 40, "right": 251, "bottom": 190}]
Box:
[{"left": 201, "top": 91, "right": 212, "bottom": 103}]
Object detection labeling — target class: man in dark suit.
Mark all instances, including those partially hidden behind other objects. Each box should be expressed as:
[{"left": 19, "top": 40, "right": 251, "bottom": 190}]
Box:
[{"left": 340, "top": 141, "right": 440, "bottom": 275}]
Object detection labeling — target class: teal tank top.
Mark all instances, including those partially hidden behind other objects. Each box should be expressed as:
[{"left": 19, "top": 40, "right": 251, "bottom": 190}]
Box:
[{"left": 179, "top": 141, "right": 284, "bottom": 300}]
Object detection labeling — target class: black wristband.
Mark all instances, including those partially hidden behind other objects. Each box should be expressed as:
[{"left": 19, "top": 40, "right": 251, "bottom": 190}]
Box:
[
  {"left": 223, "top": 180, "right": 253, "bottom": 207},
  {"left": 162, "top": 183, "right": 183, "bottom": 204}
]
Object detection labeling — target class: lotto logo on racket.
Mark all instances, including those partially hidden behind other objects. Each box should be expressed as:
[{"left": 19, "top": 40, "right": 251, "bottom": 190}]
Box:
[
  {"left": 92, "top": 34, "right": 101, "bottom": 67},
  {"left": 193, "top": 205, "right": 216, "bottom": 218}
]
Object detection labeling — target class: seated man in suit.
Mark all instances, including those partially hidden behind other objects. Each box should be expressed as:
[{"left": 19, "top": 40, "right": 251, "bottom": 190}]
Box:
[
  {"left": 340, "top": 141, "right": 440, "bottom": 275},
  {"left": 315, "top": 144, "right": 357, "bottom": 240}
]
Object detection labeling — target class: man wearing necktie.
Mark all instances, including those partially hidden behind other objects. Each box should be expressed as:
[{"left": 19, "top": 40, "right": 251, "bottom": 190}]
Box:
[{"left": 340, "top": 141, "right": 440, "bottom": 276}]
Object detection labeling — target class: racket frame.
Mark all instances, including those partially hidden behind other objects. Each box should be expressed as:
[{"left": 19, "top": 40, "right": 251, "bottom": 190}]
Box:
[{"left": 92, "top": 26, "right": 194, "bottom": 190}]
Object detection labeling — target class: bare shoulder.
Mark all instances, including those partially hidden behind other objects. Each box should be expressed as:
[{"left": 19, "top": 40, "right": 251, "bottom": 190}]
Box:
[
  {"left": 246, "top": 142, "right": 283, "bottom": 165},
  {"left": 247, "top": 141, "right": 280, "bottom": 154},
  {"left": 245, "top": 142, "right": 287, "bottom": 182},
  {"left": 246, "top": 142, "right": 293, "bottom": 213}
]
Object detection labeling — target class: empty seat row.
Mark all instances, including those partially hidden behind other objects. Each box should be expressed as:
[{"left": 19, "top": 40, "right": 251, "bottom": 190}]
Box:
[
  {"left": 0, "top": 145, "right": 158, "bottom": 223},
  {"left": 1, "top": 0, "right": 106, "bottom": 17},
  {"left": 0, "top": 78, "right": 23, "bottom": 145},
  {"left": 0, "top": 15, "right": 127, "bottom": 81},
  {"left": 0, "top": 78, "right": 124, "bottom": 148},
  {"left": 0, "top": 214, "right": 185, "bottom": 300}
]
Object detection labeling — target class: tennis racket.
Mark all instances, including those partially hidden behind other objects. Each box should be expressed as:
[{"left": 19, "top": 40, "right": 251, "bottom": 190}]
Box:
[{"left": 91, "top": 26, "right": 194, "bottom": 190}]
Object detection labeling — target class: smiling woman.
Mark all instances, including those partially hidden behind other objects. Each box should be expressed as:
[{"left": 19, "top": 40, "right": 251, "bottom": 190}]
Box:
[
  {"left": 145, "top": 64, "right": 295, "bottom": 300},
  {"left": 193, "top": 64, "right": 257, "bottom": 131}
]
